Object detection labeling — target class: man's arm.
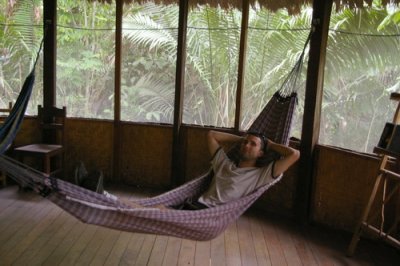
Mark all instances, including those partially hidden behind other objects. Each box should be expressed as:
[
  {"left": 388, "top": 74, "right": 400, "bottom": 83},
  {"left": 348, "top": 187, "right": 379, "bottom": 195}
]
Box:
[
  {"left": 207, "top": 130, "right": 242, "bottom": 157},
  {"left": 266, "top": 140, "right": 300, "bottom": 177}
]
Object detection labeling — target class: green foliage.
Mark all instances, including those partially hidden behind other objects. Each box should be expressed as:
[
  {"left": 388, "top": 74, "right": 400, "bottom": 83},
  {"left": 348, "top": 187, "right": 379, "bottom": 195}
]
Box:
[
  {"left": 321, "top": 1, "right": 400, "bottom": 152},
  {"left": 2, "top": 0, "right": 400, "bottom": 153},
  {"left": 56, "top": 0, "right": 116, "bottom": 118},
  {"left": 0, "top": 0, "right": 43, "bottom": 113}
]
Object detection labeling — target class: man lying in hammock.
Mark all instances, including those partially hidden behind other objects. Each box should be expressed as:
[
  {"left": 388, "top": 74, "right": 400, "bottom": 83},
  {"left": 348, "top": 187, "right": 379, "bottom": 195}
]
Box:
[
  {"left": 173, "top": 130, "right": 300, "bottom": 210},
  {"left": 120, "top": 130, "right": 300, "bottom": 210}
]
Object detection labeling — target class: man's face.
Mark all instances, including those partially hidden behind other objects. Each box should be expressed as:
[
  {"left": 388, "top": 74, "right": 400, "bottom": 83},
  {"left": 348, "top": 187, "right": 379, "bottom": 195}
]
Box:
[{"left": 239, "top": 134, "right": 264, "bottom": 161}]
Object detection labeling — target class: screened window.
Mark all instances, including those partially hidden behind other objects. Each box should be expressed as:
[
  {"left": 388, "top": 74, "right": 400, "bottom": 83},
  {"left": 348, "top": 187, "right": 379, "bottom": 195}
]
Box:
[
  {"left": 321, "top": 2, "right": 400, "bottom": 153},
  {"left": 0, "top": 1, "right": 43, "bottom": 115},
  {"left": 57, "top": 1, "right": 115, "bottom": 119},
  {"left": 21, "top": 0, "right": 400, "bottom": 155},
  {"left": 121, "top": 2, "right": 178, "bottom": 123},
  {"left": 183, "top": 3, "right": 241, "bottom": 127}
]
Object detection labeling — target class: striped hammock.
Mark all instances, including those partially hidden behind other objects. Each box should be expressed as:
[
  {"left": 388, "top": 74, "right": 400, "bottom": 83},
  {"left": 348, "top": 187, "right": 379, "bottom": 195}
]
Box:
[
  {"left": 0, "top": 155, "right": 283, "bottom": 241},
  {"left": 0, "top": 91, "right": 297, "bottom": 241}
]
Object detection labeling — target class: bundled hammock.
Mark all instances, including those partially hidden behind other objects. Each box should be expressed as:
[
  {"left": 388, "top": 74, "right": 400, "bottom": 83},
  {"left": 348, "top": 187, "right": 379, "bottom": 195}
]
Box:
[
  {"left": 0, "top": 31, "right": 311, "bottom": 241},
  {"left": 0, "top": 38, "right": 44, "bottom": 154}
]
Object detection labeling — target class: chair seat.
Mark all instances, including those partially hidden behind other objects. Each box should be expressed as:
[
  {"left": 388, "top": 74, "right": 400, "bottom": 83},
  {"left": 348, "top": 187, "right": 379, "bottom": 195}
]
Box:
[{"left": 15, "top": 144, "right": 63, "bottom": 155}]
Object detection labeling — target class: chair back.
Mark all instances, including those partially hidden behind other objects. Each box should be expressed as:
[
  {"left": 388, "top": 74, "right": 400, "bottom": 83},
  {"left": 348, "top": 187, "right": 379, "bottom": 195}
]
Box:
[
  {"left": 38, "top": 105, "right": 66, "bottom": 145},
  {"left": 0, "top": 102, "right": 13, "bottom": 150},
  {"left": 0, "top": 102, "right": 13, "bottom": 120}
]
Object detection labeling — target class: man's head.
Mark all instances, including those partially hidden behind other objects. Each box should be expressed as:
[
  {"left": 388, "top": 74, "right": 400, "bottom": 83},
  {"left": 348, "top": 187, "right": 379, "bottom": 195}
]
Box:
[
  {"left": 247, "top": 132, "right": 267, "bottom": 151},
  {"left": 239, "top": 132, "right": 267, "bottom": 163}
]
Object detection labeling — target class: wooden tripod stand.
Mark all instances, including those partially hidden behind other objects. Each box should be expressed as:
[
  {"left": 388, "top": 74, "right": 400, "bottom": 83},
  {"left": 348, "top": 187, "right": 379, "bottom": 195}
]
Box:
[{"left": 347, "top": 92, "right": 400, "bottom": 256}]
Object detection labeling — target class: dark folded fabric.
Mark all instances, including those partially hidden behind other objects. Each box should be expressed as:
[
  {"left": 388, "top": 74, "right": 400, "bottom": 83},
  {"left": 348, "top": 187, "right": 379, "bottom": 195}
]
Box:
[{"left": 173, "top": 197, "right": 209, "bottom": 210}]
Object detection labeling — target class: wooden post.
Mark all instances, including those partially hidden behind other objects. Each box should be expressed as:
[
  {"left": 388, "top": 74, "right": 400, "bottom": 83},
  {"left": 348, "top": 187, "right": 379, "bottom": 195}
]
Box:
[
  {"left": 234, "top": 0, "right": 249, "bottom": 131},
  {"left": 171, "top": 0, "right": 189, "bottom": 187},
  {"left": 113, "top": 0, "right": 123, "bottom": 182},
  {"left": 43, "top": 0, "right": 57, "bottom": 108},
  {"left": 297, "top": 0, "right": 333, "bottom": 222}
]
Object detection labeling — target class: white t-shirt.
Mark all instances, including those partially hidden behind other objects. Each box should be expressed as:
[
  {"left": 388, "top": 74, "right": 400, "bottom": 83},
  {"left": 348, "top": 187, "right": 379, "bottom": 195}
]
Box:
[{"left": 198, "top": 148, "right": 281, "bottom": 207}]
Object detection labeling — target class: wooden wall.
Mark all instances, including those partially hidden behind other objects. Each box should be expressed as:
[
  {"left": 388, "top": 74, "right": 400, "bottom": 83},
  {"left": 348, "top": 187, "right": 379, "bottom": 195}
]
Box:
[
  {"left": 11, "top": 118, "right": 389, "bottom": 234},
  {"left": 64, "top": 118, "right": 114, "bottom": 182},
  {"left": 311, "top": 145, "right": 386, "bottom": 233},
  {"left": 119, "top": 123, "right": 172, "bottom": 188}
]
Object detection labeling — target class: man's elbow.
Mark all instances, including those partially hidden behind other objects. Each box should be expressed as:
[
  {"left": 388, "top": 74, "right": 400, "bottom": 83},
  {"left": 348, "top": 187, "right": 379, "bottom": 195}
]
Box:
[
  {"left": 207, "top": 130, "right": 217, "bottom": 143},
  {"left": 291, "top": 149, "right": 300, "bottom": 163},
  {"left": 207, "top": 130, "right": 220, "bottom": 155},
  {"left": 207, "top": 130, "right": 215, "bottom": 139}
]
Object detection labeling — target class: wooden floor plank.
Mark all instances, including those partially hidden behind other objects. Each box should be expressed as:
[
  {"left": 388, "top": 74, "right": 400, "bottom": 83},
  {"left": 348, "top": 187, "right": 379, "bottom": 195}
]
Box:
[
  {"left": 135, "top": 234, "right": 157, "bottom": 265},
  {"left": 0, "top": 196, "right": 52, "bottom": 256},
  {"left": 147, "top": 235, "right": 169, "bottom": 266},
  {"left": 162, "top": 236, "right": 182, "bottom": 266},
  {"left": 0, "top": 186, "right": 28, "bottom": 213},
  {"left": 210, "top": 232, "right": 226, "bottom": 266},
  {"left": 178, "top": 239, "right": 196, "bottom": 266},
  {"left": 58, "top": 223, "right": 99, "bottom": 266},
  {"left": 0, "top": 204, "right": 62, "bottom": 265},
  {"left": 248, "top": 213, "right": 272, "bottom": 266},
  {"left": 89, "top": 228, "right": 122, "bottom": 266},
  {"left": 103, "top": 231, "right": 132, "bottom": 266},
  {"left": 272, "top": 215, "right": 303, "bottom": 266},
  {"left": 73, "top": 225, "right": 110, "bottom": 266},
  {"left": 42, "top": 216, "right": 88, "bottom": 265},
  {"left": 237, "top": 215, "right": 258, "bottom": 266},
  {"left": 20, "top": 210, "right": 78, "bottom": 265},
  {"left": 260, "top": 214, "right": 287, "bottom": 265},
  {"left": 0, "top": 190, "right": 38, "bottom": 237},
  {"left": 224, "top": 221, "right": 241, "bottom": 266},
  {"left": 194, "top": 239, "right": 211, "bottom": 266},
  {"left": 304, "top": 225, "right": 379, "bottom": 266},
  {"left": 0, "top": 202, "right": 35, "bottom": 243},
  {"left": 1, "top": 186, "right": 399, "bottom": 266},
  {"left": 119, "top": 232, "right": 146, "bottom": 265},
  {"left": 290, "top": 225, "right": 319, "bottom": 266},
  {"left": 305, "top": 225, "right": 352, "bottom": 266},
  {"left": 13, "top": 209, "right": 69, "bottom": 265}
]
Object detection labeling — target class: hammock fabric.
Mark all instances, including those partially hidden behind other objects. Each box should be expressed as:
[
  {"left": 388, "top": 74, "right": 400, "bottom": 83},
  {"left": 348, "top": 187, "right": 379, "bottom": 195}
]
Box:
[
  {"left": 0, "top": 37, "right": 44, "bottom": 155},
  {"left": 0, "top": 91, "right": 296, "bottom": 241},
  {"left": 227, "top": 92, "right": 297, "bottom": 166},
  {"left": 0, "top": 71, "right": 35, "bottom": 154},
  {"left": 0, "top": 155, "right": 283, "bottom": 241},
  {"left": 0, "top": 30, "right": 310, "bottom": 241}
]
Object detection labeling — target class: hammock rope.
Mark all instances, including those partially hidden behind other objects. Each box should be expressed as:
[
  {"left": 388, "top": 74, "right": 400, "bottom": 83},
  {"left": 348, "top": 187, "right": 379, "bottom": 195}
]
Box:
[{"left": 0, "top": 29, "right": 312, "bottom": 241}]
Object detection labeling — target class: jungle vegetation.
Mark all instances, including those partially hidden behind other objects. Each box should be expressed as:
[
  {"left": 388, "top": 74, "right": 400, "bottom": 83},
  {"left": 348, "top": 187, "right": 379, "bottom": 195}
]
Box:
[{"left": 1, "top": 0, "right": 400, "bottom": 153}]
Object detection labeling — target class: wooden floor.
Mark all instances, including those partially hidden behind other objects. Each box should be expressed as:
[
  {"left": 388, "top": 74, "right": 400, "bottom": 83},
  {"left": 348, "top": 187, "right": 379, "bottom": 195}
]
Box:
[{"left": 0, "top": 185, "right": 399, "bottom": 266}]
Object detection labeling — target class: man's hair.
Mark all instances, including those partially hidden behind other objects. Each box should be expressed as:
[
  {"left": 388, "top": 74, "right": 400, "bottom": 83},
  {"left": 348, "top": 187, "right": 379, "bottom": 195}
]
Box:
[{"left": 246, "top": 131, "right": 267, "bottom": 152}]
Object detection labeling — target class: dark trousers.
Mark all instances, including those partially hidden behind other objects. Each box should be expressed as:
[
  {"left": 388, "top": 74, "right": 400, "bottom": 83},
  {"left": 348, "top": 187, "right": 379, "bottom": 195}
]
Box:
[{"left": 173, "top": 198, "right": 209, "bottom": 210}]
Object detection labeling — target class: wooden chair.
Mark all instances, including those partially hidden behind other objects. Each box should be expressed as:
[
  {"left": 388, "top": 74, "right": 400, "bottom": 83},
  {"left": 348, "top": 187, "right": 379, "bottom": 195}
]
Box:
[
  {"left": 0, "top": 102, "right": 13, "bottom": 186},
  {"left": 14, "top": 105, "right": 66, "bottom": 177}
]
